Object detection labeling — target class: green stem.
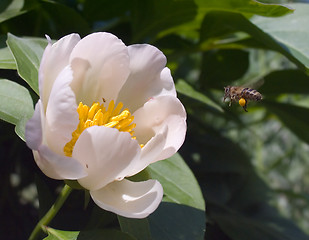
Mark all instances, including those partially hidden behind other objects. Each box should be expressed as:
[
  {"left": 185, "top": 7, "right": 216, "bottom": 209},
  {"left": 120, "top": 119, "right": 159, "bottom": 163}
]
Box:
[{"left": 29, "top": 184, "right": 73, "bottom": 240}]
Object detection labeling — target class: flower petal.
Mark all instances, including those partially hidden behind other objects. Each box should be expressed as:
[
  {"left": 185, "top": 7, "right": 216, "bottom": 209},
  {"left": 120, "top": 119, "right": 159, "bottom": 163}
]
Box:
[
  {"left": 125, "top": 125, "right": 168, "bottom": 177},
  {"left": 39, "top": 34, "right": 80, "bottom": 109},
  {"left": 90, "top": 179, "right": 163, "bottom": 218},
  {"left": 117, "top": 44, "right": 176, "bottom": 112},
  {"left": 44, "top": 66, "right": 79, "bottom": 155},
  {"left": 34, "top": 145, "right": 87, "bottom": 180},
  {"left": 69, "top": 32, "right": 130, "bottom": 105},
  {"left": 134, "top": 95, "right": 187, "bottom": 161},
  {"left": 25, "top": 100, "right": 43, "bottom": 150},
  {"left": 74, "top": 126, "right": 141, "bottom": 191}
]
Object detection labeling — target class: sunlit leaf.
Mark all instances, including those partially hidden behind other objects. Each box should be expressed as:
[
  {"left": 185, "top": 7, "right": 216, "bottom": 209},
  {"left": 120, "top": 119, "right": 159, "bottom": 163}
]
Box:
[
  {"left": 159, "top": 0, "right": 293, "bottom": 39},
  {"left": 44, "top": 228, "right": 135, "bottom": 240},
  {"left": 252, "top": 3, "right": 309, "bottom": 71},
  {"left": 196, "top": 0, "right": 293, "bottom": 17},
  {"left": 176, "top": 79, "right": 223, "bottom": 112},
  {"left": 148, "top": 153, "right": 205, "bottom": 210},
  {"left": 7, "top": 33, "right": 47, "bottom": 95},
  {"left": 0, "top": 79, "right": 33, "bottom": 140},
  {"left": 199, "top": 11, "right": 306, "bottom": 70},
  {"left": 44, "top": 228, "right": 79, "bottom": 240}
]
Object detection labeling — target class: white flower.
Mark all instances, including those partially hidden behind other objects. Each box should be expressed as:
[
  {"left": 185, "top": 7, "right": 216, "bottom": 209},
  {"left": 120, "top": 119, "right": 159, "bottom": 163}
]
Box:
[{"left": 25, "top": 32, "right": 187, "bottom": 218}]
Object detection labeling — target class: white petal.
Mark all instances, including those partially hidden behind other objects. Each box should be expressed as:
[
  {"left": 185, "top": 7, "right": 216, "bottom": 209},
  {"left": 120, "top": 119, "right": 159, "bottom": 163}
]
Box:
[
  {"left": 117, "top": 44, "right": 176, "bottom": 112},
  {"left": 90, "top": 179, "right": 163, "bottom": 218},
  {"left": 25, "top": 100, "right": 43, "bottom": 150},
  {"left": 44, "top": 66, "right": 79, "bottom": 155},
  {"left": 125, "top": 126, "right": 168, "bottom": 177},
  {"left": 134, "top": 95, "right": 187, "bottom": 162},
  {"left": 34, "top": 145, "right": 87, "bottom": 180},
  {"left": 74, "top": 126, "right": 141, "bottom": 191},
  {"left": 39, "top": 34, "right": 80, "bottom": 110},
  {"left": 69, "top": 32, "right": 130, "bottom": 105}
]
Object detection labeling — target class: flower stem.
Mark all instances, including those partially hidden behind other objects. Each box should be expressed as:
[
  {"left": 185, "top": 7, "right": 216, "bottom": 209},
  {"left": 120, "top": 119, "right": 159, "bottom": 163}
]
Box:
[{"left": 29, "top": 184, "right": 73, "bottom": 240}]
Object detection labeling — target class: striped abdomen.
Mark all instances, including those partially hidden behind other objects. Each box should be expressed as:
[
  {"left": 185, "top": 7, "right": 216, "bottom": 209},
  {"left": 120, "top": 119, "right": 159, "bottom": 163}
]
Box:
[{"left": 241, "top": 88, "right": 262, "bottom": 101}]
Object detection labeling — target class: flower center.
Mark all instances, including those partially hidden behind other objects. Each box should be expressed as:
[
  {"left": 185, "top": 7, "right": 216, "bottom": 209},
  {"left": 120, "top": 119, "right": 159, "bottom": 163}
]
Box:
[{"left": 64, "top": 100, "right": 138, "bottom": 157}]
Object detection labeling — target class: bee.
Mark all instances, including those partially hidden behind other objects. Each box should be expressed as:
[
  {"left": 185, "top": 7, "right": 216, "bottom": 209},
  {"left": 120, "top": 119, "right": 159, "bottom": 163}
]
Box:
[{"left": 223, "top": 86, "right": 262, "bottom": 112}]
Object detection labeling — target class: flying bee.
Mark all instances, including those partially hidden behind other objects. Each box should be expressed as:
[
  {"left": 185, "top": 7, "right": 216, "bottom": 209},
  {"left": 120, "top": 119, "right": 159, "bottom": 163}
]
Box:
[{"left": 223, "top": 86, "right": 262, "bottom": 112}]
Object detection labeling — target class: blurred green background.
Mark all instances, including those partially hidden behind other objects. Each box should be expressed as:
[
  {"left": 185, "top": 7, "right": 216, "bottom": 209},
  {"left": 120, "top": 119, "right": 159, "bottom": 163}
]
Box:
[{"left": 1, "top": 0, "right": 309, "bottom": 239}]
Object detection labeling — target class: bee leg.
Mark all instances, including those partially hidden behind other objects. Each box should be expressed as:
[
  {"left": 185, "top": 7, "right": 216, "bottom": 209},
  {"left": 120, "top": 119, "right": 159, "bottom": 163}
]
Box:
[{"left": 242, "top": 100, "right": 248, "bottom": 112}]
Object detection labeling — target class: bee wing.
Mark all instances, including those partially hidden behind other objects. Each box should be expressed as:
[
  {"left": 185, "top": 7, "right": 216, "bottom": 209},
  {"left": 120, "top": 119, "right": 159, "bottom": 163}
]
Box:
[{"left": 242, "top": 78, "right": 264, "bottom": 90}]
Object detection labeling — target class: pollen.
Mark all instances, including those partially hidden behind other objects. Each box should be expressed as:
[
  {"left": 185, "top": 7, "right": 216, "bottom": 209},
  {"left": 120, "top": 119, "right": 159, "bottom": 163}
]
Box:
[
  {"left": 239, "top": 98, "right": 246, "bottom": 107},
  {"left": 64, "top": 100, "right": 139, "bottom": 157}
]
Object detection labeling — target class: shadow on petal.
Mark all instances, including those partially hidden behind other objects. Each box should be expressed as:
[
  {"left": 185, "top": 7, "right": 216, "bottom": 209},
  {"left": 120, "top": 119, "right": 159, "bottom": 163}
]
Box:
[{"left": 90, "top": 179, "right": 163, "bottom": 219}]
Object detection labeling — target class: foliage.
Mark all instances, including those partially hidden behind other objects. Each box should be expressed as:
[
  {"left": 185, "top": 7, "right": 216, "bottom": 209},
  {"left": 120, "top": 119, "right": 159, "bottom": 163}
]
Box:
[{"left": 1, "top": 0, "right": 309, "bottom": 239}]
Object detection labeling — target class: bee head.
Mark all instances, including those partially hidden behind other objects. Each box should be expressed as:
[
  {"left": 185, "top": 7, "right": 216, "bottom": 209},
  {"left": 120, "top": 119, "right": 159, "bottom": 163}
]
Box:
[{"left": 223, "top": 86, "right": 231, "bottom": 101}]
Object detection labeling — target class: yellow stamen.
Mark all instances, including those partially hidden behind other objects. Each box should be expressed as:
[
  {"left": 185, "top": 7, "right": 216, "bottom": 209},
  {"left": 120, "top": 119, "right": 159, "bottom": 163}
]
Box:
[{"left": 64, "top": 100, "right": 140, "bottom": 157}]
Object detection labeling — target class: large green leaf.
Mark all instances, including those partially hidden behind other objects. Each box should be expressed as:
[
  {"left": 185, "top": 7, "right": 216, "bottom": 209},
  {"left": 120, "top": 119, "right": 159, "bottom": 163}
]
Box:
[
  {"left": 196, "top": 0, "right": 294, "bottom": 17},
  {"left": 199, "top": 11, "right": 306, "bottom": 70},
  {"left": 148, "top": 153, "right": 205, "bottom": 210},
  {"left": 148, "top": 202, "right": 205, "bottom": 240},
  {"left": 251, "top": 3, "right": 309, "bottom": 71},
  {"left": 176, "top": 79, "right": 223, "bottom": 112},
  {"left": 0, "top": 79, "right": 34, "bottom": 140},
  {"left": 118, "top": 216, "right": 151, "bottom": 240},
  {"left": 44, "top": 228, "right": 134, "bottom": 240},
  {"left": 158, "top": 0, "right": 293, "bottom": 39},
  {"left": 263, "top": 100, "right": 309, "bottom": 144},
  {"left": 7, "top": 33, "right": 47, "bottom": 95}
]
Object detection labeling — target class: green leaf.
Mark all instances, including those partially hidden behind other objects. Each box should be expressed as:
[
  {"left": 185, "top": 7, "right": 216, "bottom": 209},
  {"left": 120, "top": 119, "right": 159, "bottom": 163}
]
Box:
[
  {"left": 259, "top": 69, "right": 309, "bottom": 95},
  {"left": 263, "top": 100, "right": 309, "bottom": 144},
  {"left": 176, "top": 79, "right": 223, "bottom": 112},
  {"left": 199, "top": 10, "right": 307, "bottom": 71},
  {"left": 0, "top": 35, "right": 16, "bottom": 69},
  {"left": 148, "top": 202, "right": 206, "bottom": 240},
  {"left": 118, "top": 216, "right": 151, "bottom": 240},
  {"left": 44, "top": 228, "right": 135, "bottom": 240},
  {"left": 196, "top": 0, "right": 294, "bottom": 17},
  {"left": 0, "top": 79, "right": 34, "bottom": 141},
  {"left": 44, "top": 228, "right": 79, "bottom": 240},
  {"left": 148, "top": 153, "right": 205, "bottom": 210},
  {"left": 251, "top": 3, "right": 309, "bottom": 71},
  {"left": 0, "top": 0, "right": 25, "bottom": 23},
  {"left": 131, "top": 0, "right": 197, "bottom": 42},
  {"left": 159, "top": 0, "right": 293, "bottom": 39},
  {"left": 6, "top": 33, "right": 47, "bottom": 95}
]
